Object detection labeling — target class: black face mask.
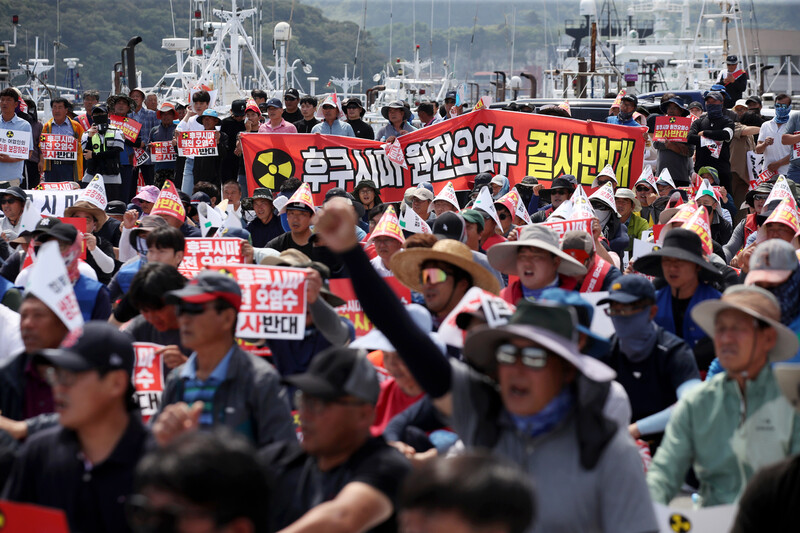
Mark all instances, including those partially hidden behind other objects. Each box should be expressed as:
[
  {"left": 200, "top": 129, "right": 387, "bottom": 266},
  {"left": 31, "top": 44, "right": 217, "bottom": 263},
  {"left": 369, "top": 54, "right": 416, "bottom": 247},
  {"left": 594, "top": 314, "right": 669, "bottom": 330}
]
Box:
[{"left": 93, "top": 113, "right": 109, "bottom": 125}]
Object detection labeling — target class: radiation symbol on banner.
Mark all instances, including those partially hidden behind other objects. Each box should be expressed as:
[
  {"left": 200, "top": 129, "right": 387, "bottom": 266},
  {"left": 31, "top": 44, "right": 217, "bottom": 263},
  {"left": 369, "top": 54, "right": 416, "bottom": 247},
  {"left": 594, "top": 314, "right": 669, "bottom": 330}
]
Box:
[
  {"left": 0, "top": 508, "right": 5, "bottom": 528},
  {"left": 252, "top": 149, "right": 295, "bottom": 191},
  {"left": 669, "top": 513, "right": 691, "bottom": 532}
]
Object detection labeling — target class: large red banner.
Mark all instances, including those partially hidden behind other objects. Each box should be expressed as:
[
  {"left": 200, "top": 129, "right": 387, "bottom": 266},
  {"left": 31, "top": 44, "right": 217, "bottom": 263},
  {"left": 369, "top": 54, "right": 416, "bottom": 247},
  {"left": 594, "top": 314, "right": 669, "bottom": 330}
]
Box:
[{"left": 241, "top": 109, "right": 646, "bottom": 203}]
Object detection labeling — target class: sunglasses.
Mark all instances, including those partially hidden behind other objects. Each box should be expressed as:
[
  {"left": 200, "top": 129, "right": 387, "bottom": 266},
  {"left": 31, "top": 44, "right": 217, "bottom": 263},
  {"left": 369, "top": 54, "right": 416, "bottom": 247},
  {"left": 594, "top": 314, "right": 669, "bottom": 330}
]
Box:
[
  {"left": 635, "top": 186, "right": 652, "bottom": 193},
  {"left": 284, "top": 96, "right": 297, "bottom": 101},
  {"left": 597, "top": 180, "right": 613, "bottom": 187},
  {"left": 753, "top": 194, "right": 768, "bottom": 201},
  {"left": 604, "top": 304, "right": 649, "bottom": 317},
  {"left": 126, "top": 494, "right": 213, "bottom": 533},
  {"left": 0, "top": 197, "right": 19, "bottom": 204},
  {"left": 175, "top": 301, "right": 210, "bottom": 316},
  {"left": 495, "top": 344, "right": 548, "bottom": 370},
  {"left": 775, "top": 103, "right": 791, "bottom": 110},
  {"left": 594, "top": 204, "right": 611, "bottom": 211},
  {"left": 420, "top": 268, "right": 450, "bottom": 285},
  {"left": 550, "top": 189, "right": 569, "bottom": 196},
  {"left": 345, "top": 105, "right": 360, "bottom": 110}
]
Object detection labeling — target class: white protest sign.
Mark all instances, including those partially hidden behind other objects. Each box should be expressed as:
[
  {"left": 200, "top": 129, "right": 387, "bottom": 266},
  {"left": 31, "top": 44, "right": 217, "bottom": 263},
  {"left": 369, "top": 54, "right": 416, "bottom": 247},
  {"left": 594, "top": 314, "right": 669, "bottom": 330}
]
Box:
[
  {"left": 652, "top": 503, "right": 736, "bottom": 533},
  {"left": 579, "top": 291, "right": 615, "bottom": 338},
  {"left": 78, "top": 174, "right": 108, "bottom": 211},
  {"left": 438, "top": 287, "right": 515, "bottom": 348},
  {"left": 26, "top": 241, "right": 84, "bottom": 331},
  {"left": 0, "top": 128, "right": 31, "bottom": 157}
]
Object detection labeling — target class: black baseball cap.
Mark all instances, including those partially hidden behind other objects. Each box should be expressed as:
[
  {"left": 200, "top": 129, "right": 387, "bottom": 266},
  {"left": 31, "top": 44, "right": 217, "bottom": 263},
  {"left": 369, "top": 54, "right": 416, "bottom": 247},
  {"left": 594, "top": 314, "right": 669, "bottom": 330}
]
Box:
[
  {"left": 35, "top": 219, "right": 78, "bottom": 244},
  {"left": 284, "top": 88, "right": 300, "bottom": 100},
  {"left": 745, "top": 95, "right": 762, "bottom": 106},
  {"left": 105, "top": 200, "right": 127, "bottom": 216},
  {"left": 191, "top": 191, "right": 211, "bottom": 205},
  {"left": 283, "top": 347, "right": 380, "bottom": 404},
  {"left": 34, "top": 321, "right": 135, "bottom": 375},
  {"left": 597, "top": 275, "right": 656, "bottom": 305},
  {"left": 251, "top": 188, "right": 274, "bottom": 202},
  {"left": 230, "top": 99, "right": 247, "bottom": 117},
  {"left": 621, "top": 94, "right": 638, "bottom": 107},
  {"left": 432, "top": 211, "right": 466, "bottom": 242},
  {"left": 165, "top": 270, "right": 242, "bottom": 310}
]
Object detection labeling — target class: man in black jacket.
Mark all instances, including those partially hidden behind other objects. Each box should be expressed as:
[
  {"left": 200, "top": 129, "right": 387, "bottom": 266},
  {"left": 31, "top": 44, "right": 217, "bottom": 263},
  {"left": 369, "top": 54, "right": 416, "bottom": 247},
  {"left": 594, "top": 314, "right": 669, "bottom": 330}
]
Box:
[
  {"left": 688, "top": 92, "right": 735, "bottom": 190},
  {"left": 717, "top": 55, "right": 749, "bottom": 108},
  {"left": 151, "top": 271, "right": 296, "bottom": 449},
  {"left": 344, "top": 97, "right": 375, "bottom": 140},
  {"left": 597, "top": 276, "right": 701, "bottom": 451}
]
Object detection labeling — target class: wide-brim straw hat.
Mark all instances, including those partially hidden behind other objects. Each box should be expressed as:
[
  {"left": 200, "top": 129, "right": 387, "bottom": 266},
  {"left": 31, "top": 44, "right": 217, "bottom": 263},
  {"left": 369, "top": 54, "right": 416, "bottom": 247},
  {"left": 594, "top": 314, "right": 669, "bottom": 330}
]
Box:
[
  {"left": 390, "top": 239, "right": 500, "bottom": 295},
  {"left": 487, "top": 224, "right": 588, "bottom": 278},
  {"left": 691, "top": 285, "right": 799, "bottom": 363},
  {"left": 64, "top": 200, "right": 109, "bottom": 228}
]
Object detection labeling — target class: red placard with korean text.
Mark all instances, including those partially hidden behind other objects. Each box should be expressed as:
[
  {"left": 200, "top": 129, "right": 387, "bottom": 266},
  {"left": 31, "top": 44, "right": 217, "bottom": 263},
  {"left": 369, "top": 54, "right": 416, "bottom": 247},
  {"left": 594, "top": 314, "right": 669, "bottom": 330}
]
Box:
[
  {"left": 57, "top": 217, "right": 87, "bottom": 260},
  {"left": 207, "top": 264, "right": 308, "bottom": 339},
  {"left": 177, "top": 130, "right": 218, "bottom": 157},
  {"left": 177, "top": 238, "right": 244, "bottom": 278},
  {"left": 108, "top": 115, "right": 141, "bottom": 142},
  {"left": 36, "top": 181, "right": 78, "bottom": 191},
  {"left": 653, "top": 116, "right": 692, "bottom": 143},
  {"left": 329, "top": 277, "right": 412, "bottom": 337},
  {"left": 132, "top": 342, "right": 165, "bottom": 422},
  {"left": 150, "top": 141, "right": 177, "bottom": 162},
  {"left": 40, "top": 133, "right": 79, "bottom": 161}
]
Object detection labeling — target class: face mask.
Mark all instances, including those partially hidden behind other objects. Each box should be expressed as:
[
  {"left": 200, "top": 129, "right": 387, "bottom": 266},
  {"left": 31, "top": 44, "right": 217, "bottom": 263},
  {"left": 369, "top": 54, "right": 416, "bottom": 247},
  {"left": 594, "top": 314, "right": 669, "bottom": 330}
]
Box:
[
  {"left": 703, "top": 203, "right": 713, "bottom": 217},
  {"left": 93, "top": 113, "right": 109, "bottom": 125},
  {"left": 595, "top": 209, "right": 611, "bottom": 227},
  {"left": 706, "top": 103, "right": 723, "bottom": 119},
  {"left": 618, "top": 111, "right": 633, "bottom": 122},
  {"left": 611, "top": 309, "right": 658, "bottom": 362},
  {"left": 775, "top": 105, "right": 791, "bottom": 124}
]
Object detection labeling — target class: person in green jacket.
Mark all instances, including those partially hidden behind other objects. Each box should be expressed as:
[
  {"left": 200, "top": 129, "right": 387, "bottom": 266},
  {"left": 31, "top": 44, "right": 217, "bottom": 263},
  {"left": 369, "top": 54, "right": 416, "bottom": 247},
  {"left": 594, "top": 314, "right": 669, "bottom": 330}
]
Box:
[
  {"left": 646, "top": 285, "right": 800, "bottom": 507},
  {"left": 615, "top": 188, "right": 651, "bottom": 255}
]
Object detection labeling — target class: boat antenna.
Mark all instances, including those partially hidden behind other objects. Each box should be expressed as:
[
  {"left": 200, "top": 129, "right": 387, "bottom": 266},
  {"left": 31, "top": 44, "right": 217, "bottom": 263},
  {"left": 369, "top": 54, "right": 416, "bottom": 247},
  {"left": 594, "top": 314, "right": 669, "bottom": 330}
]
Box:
[
  {"left": 168, "top": 0, "right": 176, "bottom": 38},
  {"left": 354, "top": 0, "right": 366, "bottom": 79},
  {"left": 465, "top": 2, "right": 479, "bottom": 86},
  {"left": 430, "top": 0, "right": 434, "bottom": 79},
  {"left": 389, "top": 0, "right": 393, "bottom": 65}
]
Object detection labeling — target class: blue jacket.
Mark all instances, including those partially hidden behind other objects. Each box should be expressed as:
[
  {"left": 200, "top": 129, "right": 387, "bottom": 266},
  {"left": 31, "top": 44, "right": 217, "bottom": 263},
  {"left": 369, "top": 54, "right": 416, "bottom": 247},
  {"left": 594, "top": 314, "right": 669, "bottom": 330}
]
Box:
[
  {"left": 654, "top": 283, "right": 720, "bottom": 351},
  {"left": 0, "top": 275, "right": 13, "bottom": 301},
  {"left": 74, "top": 275, "right": 107, "bottom": 321}
]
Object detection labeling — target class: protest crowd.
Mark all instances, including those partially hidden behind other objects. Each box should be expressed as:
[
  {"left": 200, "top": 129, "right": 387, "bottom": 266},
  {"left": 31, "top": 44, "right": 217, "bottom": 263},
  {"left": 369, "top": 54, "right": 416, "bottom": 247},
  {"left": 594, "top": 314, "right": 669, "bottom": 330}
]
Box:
[{"left": 2, "top": 55, "right": 800, "bottom": 532}]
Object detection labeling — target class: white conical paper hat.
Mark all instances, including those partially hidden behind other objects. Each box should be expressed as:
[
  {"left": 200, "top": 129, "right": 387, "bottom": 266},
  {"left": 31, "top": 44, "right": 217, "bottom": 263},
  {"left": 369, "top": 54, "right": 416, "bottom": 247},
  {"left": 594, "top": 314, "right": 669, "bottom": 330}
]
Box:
[
  {"left": 472, "top": 185, "right": 502, "bottom": 227},
  {"left": 26, "top": 241, "right": 84, "bottom": 331},
  {"left": 430, "top": 182, "right": 460, "bottom": 212}
]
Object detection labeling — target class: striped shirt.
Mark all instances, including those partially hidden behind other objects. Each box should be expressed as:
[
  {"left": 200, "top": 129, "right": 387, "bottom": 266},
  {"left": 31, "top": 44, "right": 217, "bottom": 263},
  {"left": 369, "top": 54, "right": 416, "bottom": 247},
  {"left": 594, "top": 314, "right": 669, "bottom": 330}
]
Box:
[{"left": 179, "top": 347, "right": 234, "bottom": 427}]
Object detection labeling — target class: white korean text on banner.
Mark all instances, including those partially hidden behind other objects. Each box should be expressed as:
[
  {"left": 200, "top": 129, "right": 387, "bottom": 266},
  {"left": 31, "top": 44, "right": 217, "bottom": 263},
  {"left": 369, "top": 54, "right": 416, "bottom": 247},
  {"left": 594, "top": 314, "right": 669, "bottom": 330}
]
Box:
[
  {"left": 132, "top": 342, "right": 165, "bottom": 422},
  {"left": 40, "top": 134, "right": 79, "bottom": 161},
  {"left": 207, "top": 264, "right": 308, "bottom": 339},
  {"left": 178, "top": 238, "right": 244, "bottom": 278},
  {"left": 150, "top": 141, "right": 177, "bottom": 162},
  {"left": 177, "top": 130, "right": 218, "bottom": 157}
]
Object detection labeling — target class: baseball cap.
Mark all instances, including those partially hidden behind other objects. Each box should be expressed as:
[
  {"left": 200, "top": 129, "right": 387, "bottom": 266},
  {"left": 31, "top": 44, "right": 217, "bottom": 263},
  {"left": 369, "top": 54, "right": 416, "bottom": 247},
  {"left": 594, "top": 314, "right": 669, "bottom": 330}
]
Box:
[
  {"left": 745, "top": 239, "right": 799, "bottom": 285},
  {"left": 726, "top": 55, "right": 738, "bottom": 65},
  {"left": 165, "top": 270, "right": 243, "bottom": 310},
  {"left": 105, "top": 200, "right": 127, "bottom": 216},
  {"left": 597, "top": 275, "right": 656, "bottom": 305},
  {"left": 733, "top": 99, "right": 748, "bottom": 110},
  {"left": 191, "top": 191, "right": 211, "bottom": 205},
  {"left": 284, "top": 88, "right": 300, "bottom": 100},
  {"left": 560, "top": 230, "right": 593, "bottom": 264},
  {"left": 460, "top": 209, "right": 485, "bottom": 231},
  {"left": 410, "top": 188, "right": 434, "bottom": 202},
  {"left": 432, "top": 212, "right": 466, "bottom": 242},
  {"left": 266, "top": 97, "right": 283, "bottom": 109},
  {"left": 745, "top": 95, "right": 762, "bottom": 106},
  {"left": 34, "top": 321, "right": 135, "bottom": 375},
  {"left": 251, "top": 188, "right": 274, "bottom": 202},
  {"left": 445, "top": 90, "right": 457, "bottom": 101},
  {"left": 621, "top": 94, "right": 638, "bottom": 107},
  {"left": 687, "top": 101, "right": 703, "bottom": 111},
  {"left": 705, "top": 91, "right": 725, "bottom": 103},
  {"left": 230, "top": 99, "right": 247, "bottom": 117},
  {"left": 282, "top": 347, "right": 380, "bottom": 405},
  {"left": 35, "top": 220, "right": 78, "bottom": 244}
]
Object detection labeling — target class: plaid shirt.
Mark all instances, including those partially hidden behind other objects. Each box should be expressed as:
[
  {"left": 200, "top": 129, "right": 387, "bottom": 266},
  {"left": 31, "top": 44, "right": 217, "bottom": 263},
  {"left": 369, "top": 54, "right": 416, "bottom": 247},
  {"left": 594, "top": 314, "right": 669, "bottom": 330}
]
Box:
[{"left": 129, "top": 106, "right": 158, "bottom": 146}]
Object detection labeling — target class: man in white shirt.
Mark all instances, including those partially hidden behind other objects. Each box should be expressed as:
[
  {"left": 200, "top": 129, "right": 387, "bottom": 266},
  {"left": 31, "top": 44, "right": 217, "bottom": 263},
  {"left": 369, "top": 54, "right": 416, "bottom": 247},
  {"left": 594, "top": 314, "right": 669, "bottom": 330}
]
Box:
[{"left": 757, "top": 93, "right": 792, "bottom": 176}]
